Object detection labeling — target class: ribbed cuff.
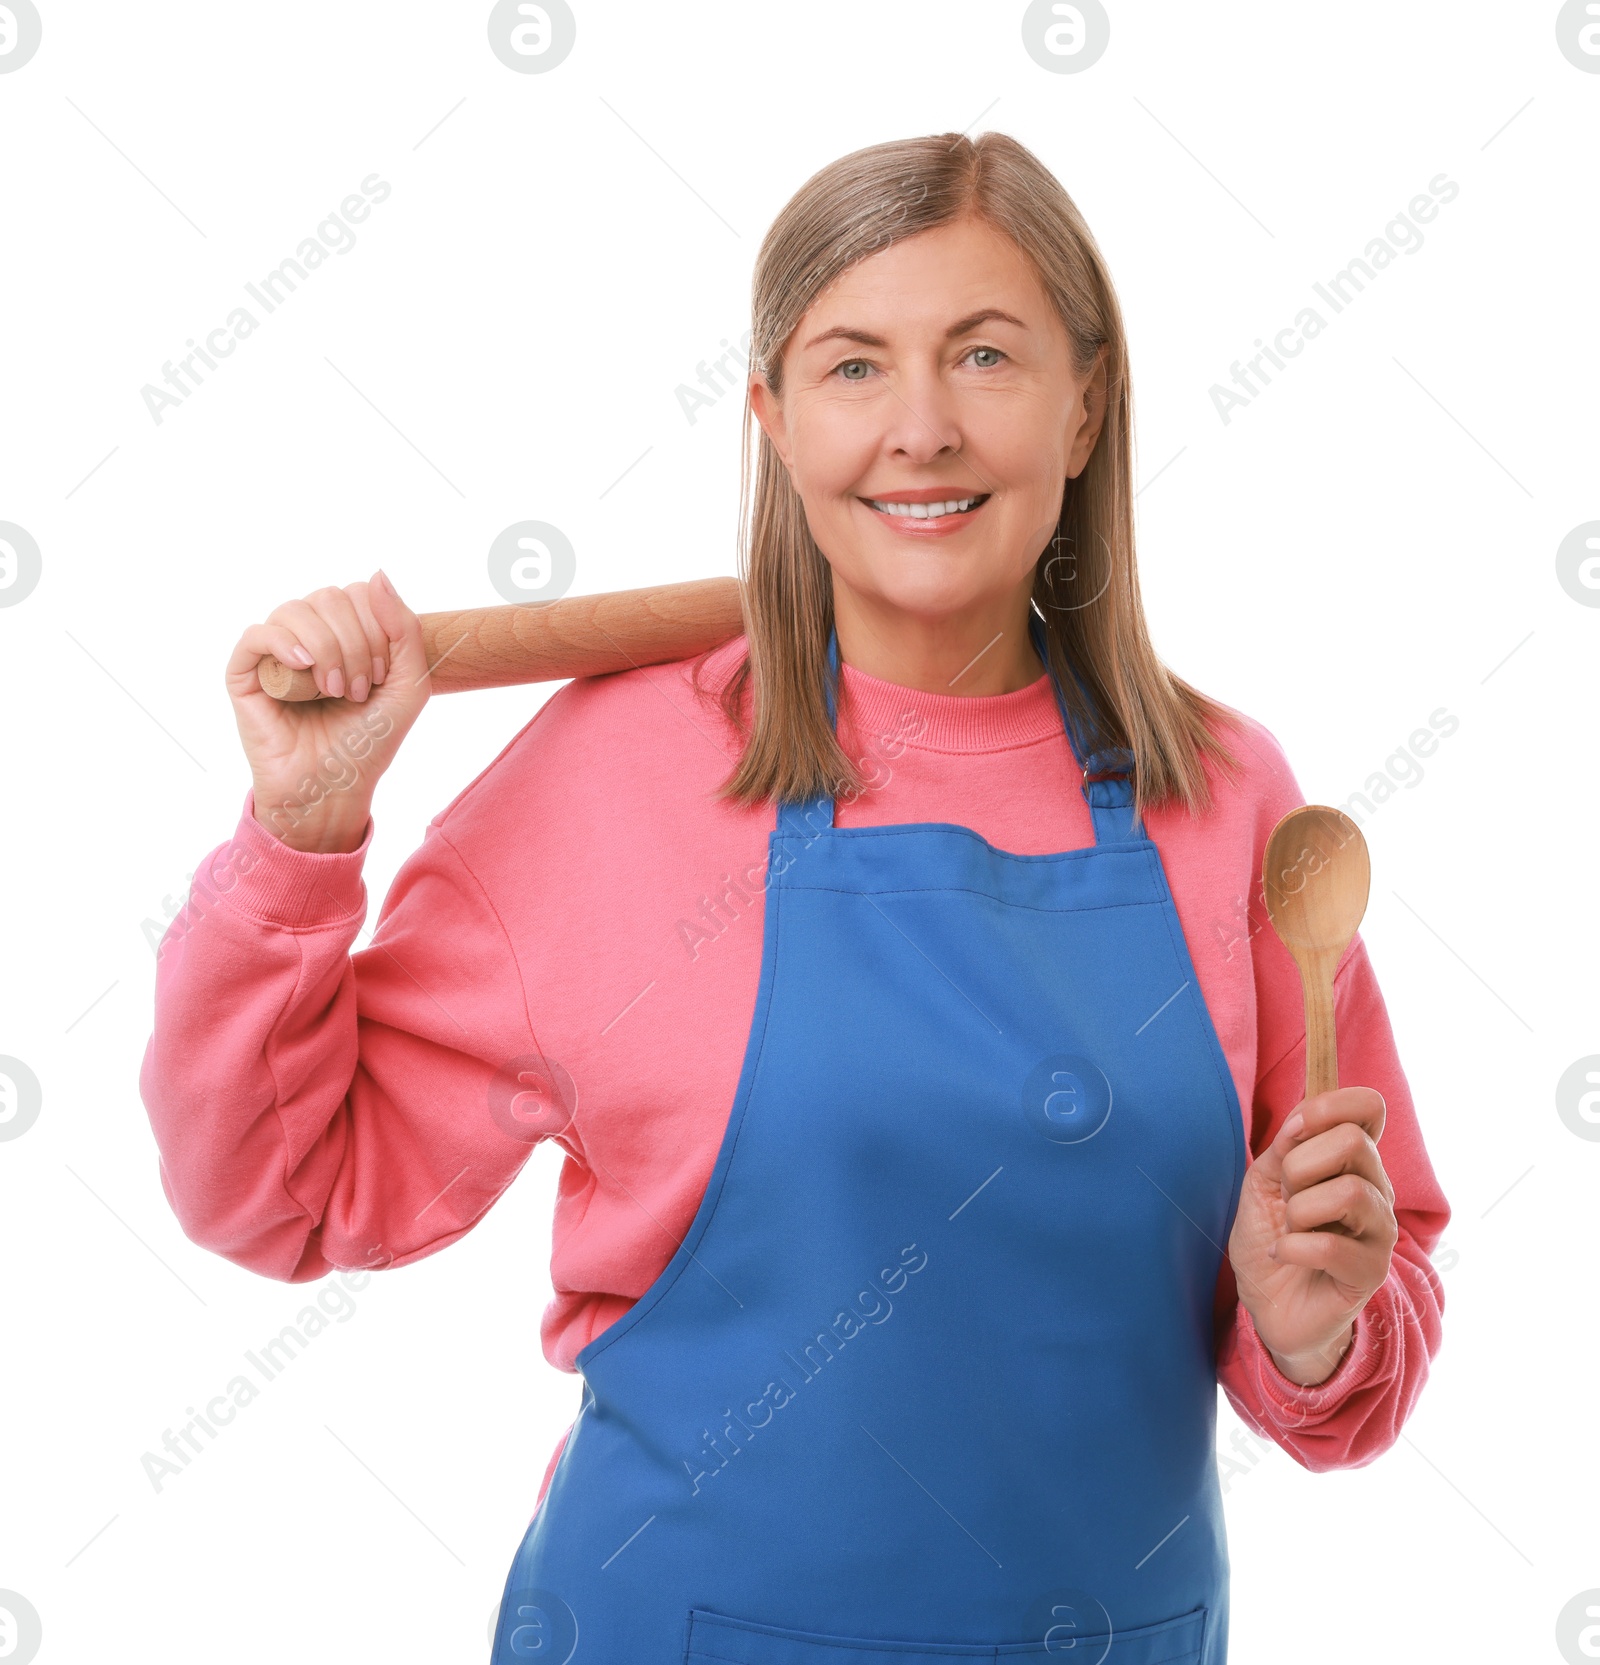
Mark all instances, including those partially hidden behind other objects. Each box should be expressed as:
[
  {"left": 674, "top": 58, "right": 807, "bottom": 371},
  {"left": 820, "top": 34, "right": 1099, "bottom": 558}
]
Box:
[
  {"left": 1236, "top": 1301, "right": 1386, "bottom": 1425},
  {"left": 194, "top": 788, "right": 373, "bottom": 927}
]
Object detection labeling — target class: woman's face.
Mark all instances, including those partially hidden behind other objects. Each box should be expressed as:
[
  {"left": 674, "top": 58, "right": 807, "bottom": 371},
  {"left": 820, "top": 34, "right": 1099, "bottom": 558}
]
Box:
[{"left": 750, "top": 210, "right": 1107, "bottom": 682}]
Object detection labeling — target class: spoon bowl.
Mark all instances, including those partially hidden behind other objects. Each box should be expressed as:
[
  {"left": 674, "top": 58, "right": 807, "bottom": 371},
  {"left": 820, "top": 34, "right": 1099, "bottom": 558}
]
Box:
[{"left": 1261, "top": 805, "right": 1370, "bottom": 1100}]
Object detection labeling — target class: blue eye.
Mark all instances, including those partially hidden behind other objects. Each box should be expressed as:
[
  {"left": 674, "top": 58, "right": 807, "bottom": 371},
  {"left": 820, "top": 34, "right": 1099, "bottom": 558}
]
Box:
[{"left": 832, "top": 346, "right": 1005, "bottom": 381}]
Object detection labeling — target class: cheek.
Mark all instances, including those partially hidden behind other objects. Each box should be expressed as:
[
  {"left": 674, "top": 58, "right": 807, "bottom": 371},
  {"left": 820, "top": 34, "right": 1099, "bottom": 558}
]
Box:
[
  {"left": 790, "top": 401, "right": 879, "bottom": 500},
  {"left": 977, "top": 397, "right": 1068, "bottom": 478},
  {"left": 993, "top": 443, "right": 1070, "bottom": 526}
]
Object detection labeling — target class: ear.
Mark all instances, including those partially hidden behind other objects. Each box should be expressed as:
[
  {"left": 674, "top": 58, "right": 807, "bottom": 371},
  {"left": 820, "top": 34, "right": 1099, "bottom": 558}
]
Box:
[
  {"left": 1064, "top": 345, "right": 1110, "bottom": 480},
  {"left": 748, "top": 372, "right": 794, "bottom": 470}
]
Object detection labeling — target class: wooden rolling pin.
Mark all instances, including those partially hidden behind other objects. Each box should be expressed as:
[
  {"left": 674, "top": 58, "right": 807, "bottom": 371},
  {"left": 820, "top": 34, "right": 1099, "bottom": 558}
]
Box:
[{"left": 256, "top": 577, "right": 747, "bottom": 700}]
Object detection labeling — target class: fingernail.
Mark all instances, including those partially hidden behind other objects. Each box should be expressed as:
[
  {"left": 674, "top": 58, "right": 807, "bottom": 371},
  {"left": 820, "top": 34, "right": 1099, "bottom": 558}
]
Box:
[
  {"left": 351, "top": 674, "right": 370, "bottom": 702},
  {"left": 375, "top": 568, "right": 393, "bottom": 596},
  {"left": 1283, "top": 1110, "right": 1305, "bottom": 1139},
  {"left": 288, "top": 645, "right": 314, "bottom": 668},
  {"left": 1267, "top": 1240, "right": 1279, "bottom": 1259},
  {"left": 327, "top": 665, "right": 345, "bottom": 698},
  {"left": 372, "top": 657, "right": 386, "bottom": 685}
]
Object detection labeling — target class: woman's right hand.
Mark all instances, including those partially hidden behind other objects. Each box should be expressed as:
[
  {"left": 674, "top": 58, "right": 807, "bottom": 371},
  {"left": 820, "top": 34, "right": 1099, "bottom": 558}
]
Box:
[{"left": 227, "top": 569, "right": 431, "bottom": 852}]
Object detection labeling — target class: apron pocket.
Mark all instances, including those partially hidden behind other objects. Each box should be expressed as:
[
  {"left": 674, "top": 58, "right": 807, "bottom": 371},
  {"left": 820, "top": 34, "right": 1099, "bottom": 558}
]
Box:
[{"left": 685, "top": 1604, "right": 1207, "bottom": 1664}]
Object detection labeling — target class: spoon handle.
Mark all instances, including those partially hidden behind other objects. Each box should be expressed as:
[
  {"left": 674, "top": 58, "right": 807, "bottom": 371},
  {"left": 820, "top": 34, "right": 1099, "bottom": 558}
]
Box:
[{"left": 1299, "top": 946, "right": 1341, "bottom": 1100}]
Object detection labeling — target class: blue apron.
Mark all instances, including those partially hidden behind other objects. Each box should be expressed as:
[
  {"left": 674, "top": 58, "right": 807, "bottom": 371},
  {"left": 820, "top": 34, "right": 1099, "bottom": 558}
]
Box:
[{"left": 492, "top": 612, "right": 1247, "bottom": 1664}]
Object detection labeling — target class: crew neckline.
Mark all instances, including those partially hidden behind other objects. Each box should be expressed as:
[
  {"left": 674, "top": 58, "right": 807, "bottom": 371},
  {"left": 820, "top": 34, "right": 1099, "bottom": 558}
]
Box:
[{"left": 836, "top": 656, "right": 1066, "bottom": 754}]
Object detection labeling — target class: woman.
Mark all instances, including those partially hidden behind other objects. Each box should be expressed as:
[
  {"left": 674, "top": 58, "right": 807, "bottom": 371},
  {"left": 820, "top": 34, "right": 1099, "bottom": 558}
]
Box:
[{"left": 142, "top": 132, "right": 1450, "bottom": 1662}]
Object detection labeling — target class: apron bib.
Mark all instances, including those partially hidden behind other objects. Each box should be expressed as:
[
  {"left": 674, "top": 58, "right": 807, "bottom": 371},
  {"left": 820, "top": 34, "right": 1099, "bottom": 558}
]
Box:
[{"left": 492, "top": 613, "right": 1247, "bottom": 1664}]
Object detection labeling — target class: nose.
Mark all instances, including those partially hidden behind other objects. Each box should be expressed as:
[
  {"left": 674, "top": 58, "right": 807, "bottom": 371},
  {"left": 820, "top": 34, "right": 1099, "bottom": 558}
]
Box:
[{"left": 875, "top": 360, "right": 964, "bottom": 467}]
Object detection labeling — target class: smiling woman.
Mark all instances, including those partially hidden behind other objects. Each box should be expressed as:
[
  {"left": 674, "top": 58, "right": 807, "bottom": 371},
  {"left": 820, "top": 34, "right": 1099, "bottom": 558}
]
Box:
[
  {"left": 146, "top": 127, "right": 1449, "bottom": 1665},
  {"left": 722, "top": 133, "right": 1245, "bottom": 825}
]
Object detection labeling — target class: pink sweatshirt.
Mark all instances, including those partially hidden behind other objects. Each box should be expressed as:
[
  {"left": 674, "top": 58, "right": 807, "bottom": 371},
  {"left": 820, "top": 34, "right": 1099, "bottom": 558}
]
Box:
[{"left": 140, "top": 635, "right": 1450, "bottom": 1505}]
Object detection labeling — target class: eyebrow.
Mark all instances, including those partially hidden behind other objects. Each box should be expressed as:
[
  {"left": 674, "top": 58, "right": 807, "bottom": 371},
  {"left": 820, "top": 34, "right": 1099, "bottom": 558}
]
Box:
[{"left": 800, "top": 308, "right": 1028, "bottom": 354}]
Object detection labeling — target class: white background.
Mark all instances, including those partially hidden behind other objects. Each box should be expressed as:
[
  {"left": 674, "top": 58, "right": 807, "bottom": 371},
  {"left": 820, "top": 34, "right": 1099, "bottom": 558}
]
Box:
[{"left": 1, "top": 2, "right": 1595, "bottom": 1661}]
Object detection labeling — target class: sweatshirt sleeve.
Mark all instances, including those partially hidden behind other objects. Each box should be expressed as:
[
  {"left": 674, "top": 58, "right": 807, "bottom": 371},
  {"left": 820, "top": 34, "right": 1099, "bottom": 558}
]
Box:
[
  {"left": 138, "top": 786, "right": 550, "bottom": 1283},
  {"left": 1213, "top": 724, "right": 1452, "bottom": 1470}
]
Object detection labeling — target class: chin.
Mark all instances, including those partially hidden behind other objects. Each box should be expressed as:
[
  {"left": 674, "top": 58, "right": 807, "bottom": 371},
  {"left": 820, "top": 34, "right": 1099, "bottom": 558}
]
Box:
[{"left": 856, "top": 573, "right": 995, "bottom": 621}]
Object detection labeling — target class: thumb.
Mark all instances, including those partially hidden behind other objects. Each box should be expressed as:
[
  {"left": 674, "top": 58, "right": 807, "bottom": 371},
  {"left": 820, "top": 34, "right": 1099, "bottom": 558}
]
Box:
[{"left": 367, "top": 568, "right": 431, "bottom": 696}]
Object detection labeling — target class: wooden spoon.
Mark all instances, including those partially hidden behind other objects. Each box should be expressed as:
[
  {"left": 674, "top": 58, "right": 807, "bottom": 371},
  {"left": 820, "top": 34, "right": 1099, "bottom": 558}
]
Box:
[{"left": 1260, "top": 805, "right": 1371, "bottom": 1100}]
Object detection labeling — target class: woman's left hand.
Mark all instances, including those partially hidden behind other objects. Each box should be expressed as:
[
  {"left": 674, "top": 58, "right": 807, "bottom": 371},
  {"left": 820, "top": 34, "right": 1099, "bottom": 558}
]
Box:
[{"left": 1227, "top": 1086, "right": 1399, "bottom": 1386}]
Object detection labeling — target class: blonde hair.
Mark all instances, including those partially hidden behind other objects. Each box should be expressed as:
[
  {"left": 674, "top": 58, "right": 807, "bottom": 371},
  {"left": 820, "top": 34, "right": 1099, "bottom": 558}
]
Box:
[{"left": 703, "top": 129, "right": 1246, "bottom": 824}]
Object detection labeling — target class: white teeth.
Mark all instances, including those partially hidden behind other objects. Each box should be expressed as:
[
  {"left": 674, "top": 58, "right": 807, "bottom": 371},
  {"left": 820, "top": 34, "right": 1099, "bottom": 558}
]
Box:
[{"left": 869, "top": 496, "right": 981, "bottom": 518}]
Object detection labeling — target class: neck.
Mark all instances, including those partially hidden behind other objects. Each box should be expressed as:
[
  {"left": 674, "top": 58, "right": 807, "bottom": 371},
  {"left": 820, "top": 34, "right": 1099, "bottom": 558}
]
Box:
[{"left": 830, "top": 581, "right": 1045, "bottom": 696}]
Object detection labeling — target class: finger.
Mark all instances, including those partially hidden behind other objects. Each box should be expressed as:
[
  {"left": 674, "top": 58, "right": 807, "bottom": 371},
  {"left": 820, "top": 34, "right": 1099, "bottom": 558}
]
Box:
[
  {"left": 1268, "top": 1223, "right": 1391, "bottom": 1293},
  {"left": 1249, "top": 1101, "right": 1323, "bottom": 1192},
  {"left": 229, "top": 622, "right": 316, "bottom": 693},
  {"left": 306, "top": 584, "right": 376, "bottom": 701},
  {"left": 1257, "top": 1086, "right": 1386, "bottom": 1191},
  {"left": 365, "top": 568, "right": 430, "bottom": 694},
  {"left": 1295, "top": 1085, "right": 1386, "bottom": 1147},
  {"left": 1284, "top": 1173, "right": 1396, "bottom": 1243},
  {"left": 1282, "top": 1120, "right": 1394, "bottom": 1206},
  {"left": 340, "top": 580, "right": 391, "bottom": 698},
  {"left": 284, "top": 587, "right": 371, "bottom": 701},
  {"left": 262, "top": 598, "right": 348, "bottom": 698}
]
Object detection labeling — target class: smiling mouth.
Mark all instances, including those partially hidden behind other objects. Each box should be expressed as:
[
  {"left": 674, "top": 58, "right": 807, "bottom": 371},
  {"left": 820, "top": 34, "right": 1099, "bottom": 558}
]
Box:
[{"left": 862, "top": 493, "right": 991, "bottom": 522}]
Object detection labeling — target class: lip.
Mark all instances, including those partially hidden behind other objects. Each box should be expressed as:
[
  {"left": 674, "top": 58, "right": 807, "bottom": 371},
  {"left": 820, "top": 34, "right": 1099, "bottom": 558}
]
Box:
[
  {"left": 859, "top": 486, "right": 983, "bottom": 503},
  {"left": 858, "top": 490, "right": 991, "bottom": 539}
]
